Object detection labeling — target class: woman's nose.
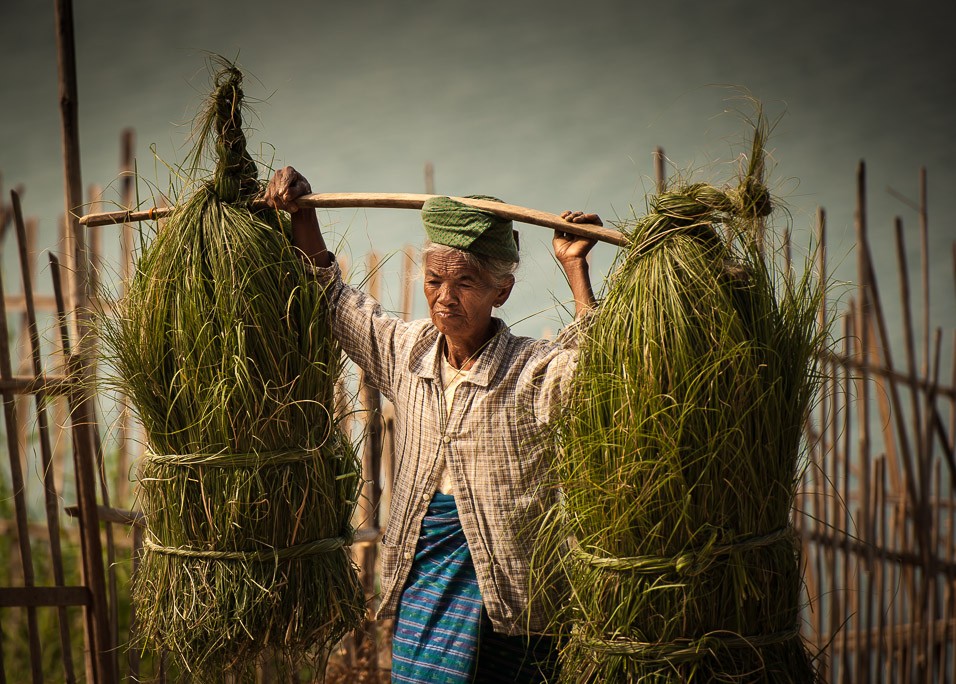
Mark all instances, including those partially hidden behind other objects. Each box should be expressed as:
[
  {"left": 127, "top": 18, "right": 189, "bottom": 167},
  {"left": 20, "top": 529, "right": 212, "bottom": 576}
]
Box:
[{"left": 437, "top": 283, "right": 458, "bottom": 304}]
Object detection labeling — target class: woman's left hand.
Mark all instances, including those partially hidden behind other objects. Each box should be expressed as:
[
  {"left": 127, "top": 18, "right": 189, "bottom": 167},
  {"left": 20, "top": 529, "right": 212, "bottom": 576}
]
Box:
[{"left": 554, "top": 211, "right": 601, "bottom": 265}]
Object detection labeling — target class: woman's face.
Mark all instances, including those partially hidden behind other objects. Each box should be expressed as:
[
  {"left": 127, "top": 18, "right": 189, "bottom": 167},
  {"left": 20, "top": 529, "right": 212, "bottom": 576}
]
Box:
[{"left": 423, "top": 250, "right": 513, "bottom": 345}]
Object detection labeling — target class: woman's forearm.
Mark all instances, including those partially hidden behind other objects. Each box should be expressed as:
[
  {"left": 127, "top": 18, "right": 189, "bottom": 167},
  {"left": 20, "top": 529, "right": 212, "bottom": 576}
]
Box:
[
  {"left": 291, "top": 208, "right": 332, "bottom": 268},
  {"left": 563, "top": 259, "right": 596, "bottom": 319}
]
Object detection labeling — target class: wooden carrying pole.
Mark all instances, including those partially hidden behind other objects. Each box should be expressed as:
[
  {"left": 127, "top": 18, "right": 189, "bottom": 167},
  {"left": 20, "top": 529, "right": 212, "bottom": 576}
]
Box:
[{"left": 78, "top": 193, "right": 627, "bottom": 247}]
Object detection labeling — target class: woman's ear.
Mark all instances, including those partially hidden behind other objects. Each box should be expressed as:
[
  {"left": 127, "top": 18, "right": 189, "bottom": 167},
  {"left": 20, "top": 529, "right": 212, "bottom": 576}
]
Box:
[{"left": 494, "top": 274, "right": 516, "bottom": 308}]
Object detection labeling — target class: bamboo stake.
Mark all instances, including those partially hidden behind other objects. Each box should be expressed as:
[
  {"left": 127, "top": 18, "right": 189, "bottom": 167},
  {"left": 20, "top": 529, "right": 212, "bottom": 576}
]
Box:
[
  {"left": 922, "top": 329, "right": 943, "bottom": 680},
  {"left": 654, "top": 146, "right": 666, "bottom": 194},
  {"left": 117, "top": 128, "right": 135, "bottom": 508},
  {"left": 49, "top": 253, "right": 115, "bottom": 684},
  {"left": 53, "top": 0, "right": 117, "bottom": 679},
  {"left": 827, "top": 314, "right": 844, "bottom": 675},
  {"left": 948, "top": 457, "right": 955, "bottom": 684},
  {"left": 841, "top": 305, "right": 853, "bottom": 682},
  {"left": 901, "top": 475, "right": 913, "bottom": 684},
  {"left": 12, "top": 193, "right": 78, "bottom": 683},
  {"left": 353, "top": 252, "right": 384, "bottom": 670},
  {"left": 424, "top": 162, "right": 435, "bottom": 196},
  {"left": 854, "top": 165, "right": 921, "bottom": 523},
  {"left": 54, "top": 0, "right": 85, "bottom": 335},
  {"left": 876, "top": 458, "right": 887, "bottom": 679},
  {"left": 889, "top": 483, "right": 902, "bottom": 681},
  {"left": 0, "top": 221, "right": 44, "bottom": 684},
  {"left": 77, "top": 193, "right": 627, "bottom": 246},
  {"left": 855, "top": 165, "right": 874, "bottom": 682},
  {"left": 127, "top": 523, "right": 143, "bottom": 682},
  {"left": 86, "top": 185, "right": 120, "bottom": 669},
  {"left": 401, "top": 247, "right": 415, "bottom": 322},
  {"left": 919, "top": 168, "right": 929, "bottom": 382},
  {"left": 930, "top": 459, "right": 942, "bottom": 681}
]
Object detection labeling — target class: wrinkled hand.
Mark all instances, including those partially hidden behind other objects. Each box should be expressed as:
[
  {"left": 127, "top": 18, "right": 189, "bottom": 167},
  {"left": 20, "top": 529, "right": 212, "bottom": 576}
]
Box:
[
  {"left": 265, "top": 166, "right": 313, "bottom": 213},
  {"left": 554, "top": 210, "right": 601, "bottom": 264}
]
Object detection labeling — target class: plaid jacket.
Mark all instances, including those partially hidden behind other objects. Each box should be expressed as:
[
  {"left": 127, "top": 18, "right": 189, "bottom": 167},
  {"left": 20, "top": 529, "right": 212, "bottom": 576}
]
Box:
[{"left": 315, "top": 263, "right": 579, "bottom": 635}]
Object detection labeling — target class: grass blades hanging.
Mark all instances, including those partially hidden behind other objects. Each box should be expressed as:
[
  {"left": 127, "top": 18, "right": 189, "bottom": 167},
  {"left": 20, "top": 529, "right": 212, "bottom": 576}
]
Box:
[
  {"left": 542, "top": 114, "right": 825, "bottom": 682},
  {"left": 99, "top": 59, "right": 364, "bottom": 680}
]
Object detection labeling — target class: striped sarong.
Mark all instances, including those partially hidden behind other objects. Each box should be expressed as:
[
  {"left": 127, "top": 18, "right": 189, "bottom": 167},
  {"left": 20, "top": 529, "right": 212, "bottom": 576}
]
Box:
[
  {"left": 391, "top": 493, "right": 560, "bottom": 683},
  {"left": 392, "top": 493, "right": 484, "bottom": 683}
]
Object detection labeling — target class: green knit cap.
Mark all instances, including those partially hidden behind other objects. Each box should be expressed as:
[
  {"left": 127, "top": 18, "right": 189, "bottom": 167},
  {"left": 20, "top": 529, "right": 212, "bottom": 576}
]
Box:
[{"left": 421, "top": 195, "right": 519, "bottom": 263}]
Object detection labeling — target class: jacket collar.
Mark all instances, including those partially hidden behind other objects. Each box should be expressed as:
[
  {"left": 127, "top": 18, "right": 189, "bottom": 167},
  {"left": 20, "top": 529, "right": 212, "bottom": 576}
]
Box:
[{"left": 409, "top": 318, "right": 511, "bottom": 388}]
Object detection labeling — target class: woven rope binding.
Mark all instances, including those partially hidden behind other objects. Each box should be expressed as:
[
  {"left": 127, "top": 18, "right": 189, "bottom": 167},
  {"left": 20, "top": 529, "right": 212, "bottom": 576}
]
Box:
[
  {"left": 576, "top": 625, "right": 801, "bottom": 661},
  {"left": 144, "top": 449, "right": 322, "bottom": 468},
  {"left": 572, "top": 525, "right": 794, "bottom": 575},
  {"left": 144, "top": 536, "right": 351, "bottom": 562}
]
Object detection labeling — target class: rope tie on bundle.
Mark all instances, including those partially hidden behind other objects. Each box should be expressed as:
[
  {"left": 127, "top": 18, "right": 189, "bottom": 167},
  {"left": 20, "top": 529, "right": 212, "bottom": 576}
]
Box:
[
  {"left": 144, "top": 536, "right": 352, "bottom": 562},
  {"left": 144, "top": 448, "right": 333, "bottom": 468},
  {"left": 575, "top": 625, "right": 802, "bottom": 661},
  {"left": 572, "top": 525, "right": 795, "bottom": 577}
]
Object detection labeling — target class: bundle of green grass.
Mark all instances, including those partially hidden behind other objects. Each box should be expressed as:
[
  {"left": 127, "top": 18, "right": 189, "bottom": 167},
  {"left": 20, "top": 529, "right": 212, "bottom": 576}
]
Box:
[
  {"left": 545, "top": 121, "right": 823, "bottom": 682},
  {"left": 101, "top": 62, "right": 364, "bottom": 679}
]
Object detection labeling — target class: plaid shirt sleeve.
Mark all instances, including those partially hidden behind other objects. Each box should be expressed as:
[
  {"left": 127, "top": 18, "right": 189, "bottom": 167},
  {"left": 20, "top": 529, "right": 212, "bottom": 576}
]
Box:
[{"left": 308, "top": 259, "right": 414, "bottom": 399}]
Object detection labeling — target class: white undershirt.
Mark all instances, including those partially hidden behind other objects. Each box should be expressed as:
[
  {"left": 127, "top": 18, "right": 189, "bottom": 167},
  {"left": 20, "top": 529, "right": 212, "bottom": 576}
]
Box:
[{"left": 437, "top": 356, "right": 470, "bottom": 495}]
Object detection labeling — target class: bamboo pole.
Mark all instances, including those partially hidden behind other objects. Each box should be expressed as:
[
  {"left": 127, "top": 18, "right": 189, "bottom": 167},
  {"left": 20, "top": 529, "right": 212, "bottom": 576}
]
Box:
[
  {"left": 854, "top": 165, "right": 921, "bottom": 519},
  {"left": 931, "top": 459, "right": 942, "bottom": 681},
  {"left": 77, "top": 193, "right": 627, "bottom": 246},
  {"left": 854, "top": 165, "right": 873, "bottom": 682},
  {"left": 86, "top": 184, "right": 121, "bottom": 673},
  {"left": 890, "top": 483, "right": 902, "bottom": 681},
  {"left": 401, "top": 247, "right": 415, "bottom": 322},
  {"left": 14, "top": 239, "right": 32, "bottom": 509},
  {"left": 922, "top": 329, "right": 943, "bottom": 679},
  {"left": 827, "top": 314, "right": 843, "bottom": 675},
  {"left": 841, "top": 305, "right": 853, "bottom": 682},
  {"left": 876, "top": 458, "right": 887, "bottom": 679},
  {"left": 812, "top": 254, "right": 827, "bottom": 653},
  {"left": 352, "top": 252, "right": 384, "bottom": 670},
  {"left": 117, "top": 128, "right": 136, "bottom": 508},
  {"left": 919, "top": 169, "right": 929, "bottom": 382},
  {"left": 54, "top": 0, "right": 85, "bottom": 329},
  {"left": 654, "top": 147, "right": 666, "bottom": 194},
  {"left": 424, "top": 162, "right": 435, "bottom": 196},
  {"left": 948, "top": 454, "right": 955, "bottom": 684},
  {"left": 53, "top": 0, "right": 116, "bottom": 678},
  {"left": 50, "top": 253, "right": 116, "bottom": 684},
  {"left": 950, "top": 333, "right": 956, "bottom": 684},
  {"left": 0, "top": 218, "right": 44, "bottom": 684},
  {"left": 12, "top": 192, "right": 78, "bottom": 682}
]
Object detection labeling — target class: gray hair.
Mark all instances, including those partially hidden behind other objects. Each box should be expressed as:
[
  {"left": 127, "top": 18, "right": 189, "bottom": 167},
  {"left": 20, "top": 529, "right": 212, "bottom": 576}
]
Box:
[{"left": 421, "top": 241, "right": 518, "bottom": 287}]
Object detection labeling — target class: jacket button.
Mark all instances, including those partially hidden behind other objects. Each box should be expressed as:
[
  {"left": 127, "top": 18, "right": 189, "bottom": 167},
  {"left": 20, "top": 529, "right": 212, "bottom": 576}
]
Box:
[
  {"left": 403, "top": 552, "right": 412, "bottom": 560},
  {"left": 442, "top": 435, "right": 451, "bottom": 444}
]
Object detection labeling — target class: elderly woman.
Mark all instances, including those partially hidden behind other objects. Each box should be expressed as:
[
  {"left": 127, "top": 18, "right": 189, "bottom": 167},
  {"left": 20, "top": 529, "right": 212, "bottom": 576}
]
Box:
[{"left": 266, "top": 167, "right": 600, "bottom": 683}]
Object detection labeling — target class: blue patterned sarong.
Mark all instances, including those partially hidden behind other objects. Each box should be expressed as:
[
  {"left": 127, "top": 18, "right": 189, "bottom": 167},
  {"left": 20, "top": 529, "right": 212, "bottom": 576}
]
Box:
[{"left": 391, "top": 493, "right": 484, "bottom": 683}]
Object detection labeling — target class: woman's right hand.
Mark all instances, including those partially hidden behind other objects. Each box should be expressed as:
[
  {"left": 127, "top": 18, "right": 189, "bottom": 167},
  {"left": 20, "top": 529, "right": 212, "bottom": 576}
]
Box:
[
  {"left": 265, "top": 166, "right": 332, "bottom": 267},
  {"left": 265, "top": 166, "right": 313, "bottom": 213}
]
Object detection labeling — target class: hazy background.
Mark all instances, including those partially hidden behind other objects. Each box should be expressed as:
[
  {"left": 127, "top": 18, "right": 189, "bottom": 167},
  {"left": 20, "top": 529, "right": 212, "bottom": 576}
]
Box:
[{"left": 2, "top": 0, "right": 954, "bottom": 350}]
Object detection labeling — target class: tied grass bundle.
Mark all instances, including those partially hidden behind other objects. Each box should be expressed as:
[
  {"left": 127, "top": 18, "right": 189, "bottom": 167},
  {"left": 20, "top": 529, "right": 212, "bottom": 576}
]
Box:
[
  {"left": 102, "top": 61, "right": 363, "bottom": 679},
  {"left": 546, "top": 121, "right": 823, "bottom": 682}
]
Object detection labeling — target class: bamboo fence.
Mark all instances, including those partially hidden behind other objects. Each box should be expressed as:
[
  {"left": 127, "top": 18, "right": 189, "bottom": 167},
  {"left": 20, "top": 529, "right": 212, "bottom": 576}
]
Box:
[{"left": 2, "top": 142, "right": 954, "bottom": 681}]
